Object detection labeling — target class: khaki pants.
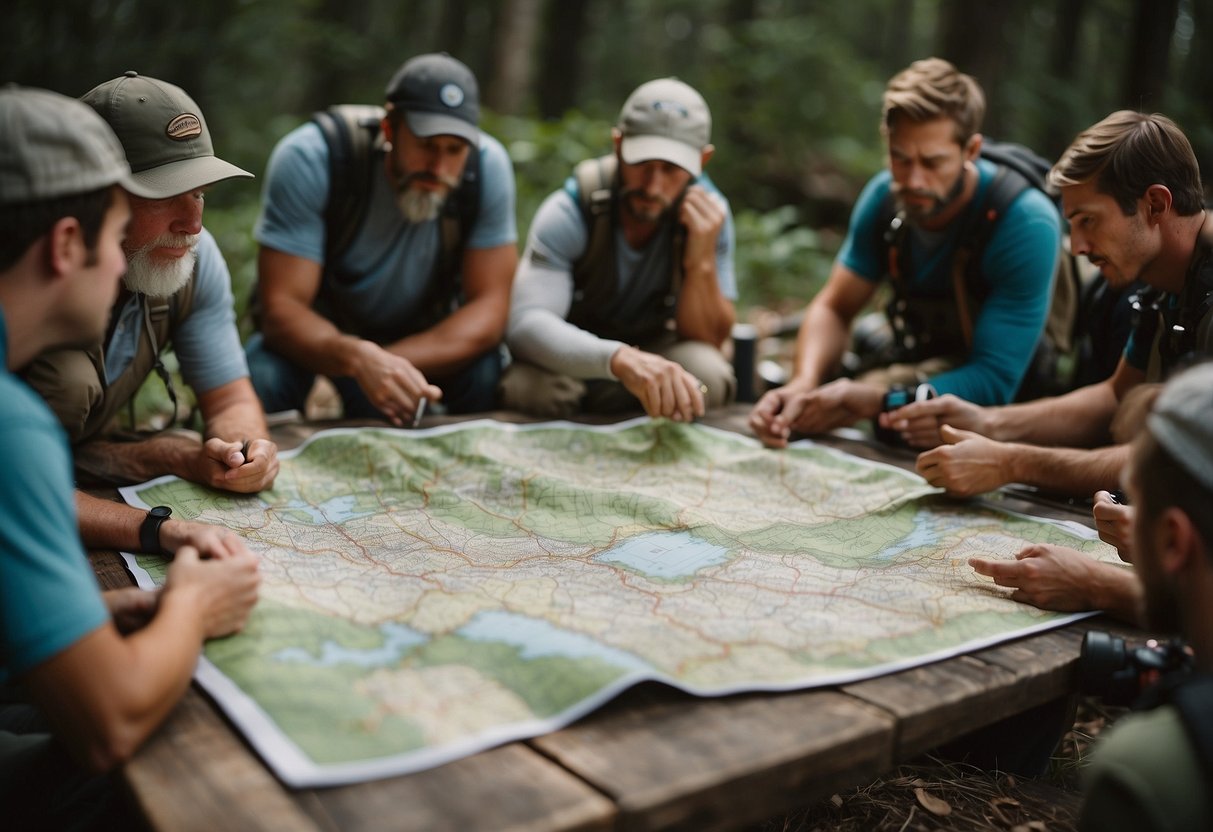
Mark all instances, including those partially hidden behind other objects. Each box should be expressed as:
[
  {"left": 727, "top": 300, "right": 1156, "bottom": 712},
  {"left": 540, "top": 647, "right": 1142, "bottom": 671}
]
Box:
[{"left": 500, "top": 336, "right": 736, "bottom": 419}]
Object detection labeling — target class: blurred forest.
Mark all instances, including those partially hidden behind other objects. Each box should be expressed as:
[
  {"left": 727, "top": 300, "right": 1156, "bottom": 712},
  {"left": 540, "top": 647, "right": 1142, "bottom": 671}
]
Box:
[{"left": 5, "top": 0, "right": 1211, "bottom": 317}]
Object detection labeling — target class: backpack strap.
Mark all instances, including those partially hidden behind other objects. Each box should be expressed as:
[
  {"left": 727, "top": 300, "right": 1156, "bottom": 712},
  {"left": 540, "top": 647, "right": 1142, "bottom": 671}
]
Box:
[
  {"left": 310, "top": 105, "right": 481, "bottom": 334},
  {"left": 434, "top": 138, "right": 481, "bottom": 303},
  {"left": 310, "top": 104, "right": 387, "bottom": 267},
  {"left": 571, "top": 154, "right": 618, "bottom": 312},
  {"left": 566, "top": 153, "right": 684, "bottom": 345}
]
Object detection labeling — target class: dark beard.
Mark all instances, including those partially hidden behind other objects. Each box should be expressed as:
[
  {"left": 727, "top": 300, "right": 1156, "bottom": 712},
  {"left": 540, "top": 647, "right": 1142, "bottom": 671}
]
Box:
[
  {"left": 1141, "top": 576, "right": 1184, "bottom": 635},
  {"left": 894, "top": 166, "right": 967, "bottom": 224},
  {"left": 620, "top": 188, "right": 672, "bottom": 223}
]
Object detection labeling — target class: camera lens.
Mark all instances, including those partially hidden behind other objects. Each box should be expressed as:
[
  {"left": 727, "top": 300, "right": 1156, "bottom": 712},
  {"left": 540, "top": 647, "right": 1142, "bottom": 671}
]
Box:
[{"left": 1079, "top": 630, "right": 1127, "bottom": 694}]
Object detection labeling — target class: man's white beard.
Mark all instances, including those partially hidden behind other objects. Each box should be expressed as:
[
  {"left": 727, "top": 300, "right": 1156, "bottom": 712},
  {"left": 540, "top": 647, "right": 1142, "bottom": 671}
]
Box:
[
  {"left": 123, "top": 234, "right": 199, "bottom": 298},
  {"left": 396, "top": 187, "right": 445, "bottom": 223}
]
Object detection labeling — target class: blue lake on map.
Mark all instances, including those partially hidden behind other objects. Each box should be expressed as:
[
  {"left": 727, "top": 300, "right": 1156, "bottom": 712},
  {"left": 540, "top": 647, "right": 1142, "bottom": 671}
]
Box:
[
  {"left": 458, "top": 611, "right": 653, "bottom": 673},
  {"left": 280, "top": 495, "right": 376, "bottom": 524},
  {"left": 878, "top": 510, "right": 941, "bottom": 560},
  {"left": 594, "top": 530, "right": 731, "bottom": 578},
  {"left": 272, "top": 622, "right": 429, "bottom": 668}
]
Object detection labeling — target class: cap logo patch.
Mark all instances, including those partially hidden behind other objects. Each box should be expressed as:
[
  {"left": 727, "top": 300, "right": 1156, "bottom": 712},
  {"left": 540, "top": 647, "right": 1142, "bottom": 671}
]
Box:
[
  {"left": 165, "top": 113, "right": 202, "bottom": 141},
  {"left": 440, "top": 84, "right": 464, "bottom": 108},
  {"left": 652, "top": 100, "right": 689, "bottom": 118}
]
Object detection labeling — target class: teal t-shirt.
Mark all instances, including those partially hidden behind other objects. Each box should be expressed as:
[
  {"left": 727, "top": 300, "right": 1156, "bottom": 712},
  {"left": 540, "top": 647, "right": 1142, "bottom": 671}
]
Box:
[
  {"left": 0, "top": 307, "right": 108, "bottom": 683},
  {"left": 836, "top": 159, "right": 1062, "bottom": 404}
]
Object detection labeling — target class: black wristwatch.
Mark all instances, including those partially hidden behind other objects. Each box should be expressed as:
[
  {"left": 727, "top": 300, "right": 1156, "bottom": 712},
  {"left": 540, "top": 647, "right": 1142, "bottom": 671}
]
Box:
[{"left": 139, "top": 506, "right": 173, "bottom": 555}]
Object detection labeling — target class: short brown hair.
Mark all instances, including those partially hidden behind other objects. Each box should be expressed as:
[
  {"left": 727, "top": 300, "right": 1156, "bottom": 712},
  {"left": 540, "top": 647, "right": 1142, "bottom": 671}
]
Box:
[
  {"left": 1048, "top": 111, "right": 1205, "bottom": 216},
  {"left": 0, "top": 186, "right": 113, "bottom": 272},
  {"left": 881, "top": 58, "right": 985, "bottom": 144}
]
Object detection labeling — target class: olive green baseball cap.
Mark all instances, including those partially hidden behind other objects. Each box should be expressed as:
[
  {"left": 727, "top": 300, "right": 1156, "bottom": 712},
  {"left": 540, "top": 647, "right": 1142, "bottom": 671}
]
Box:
[
  {"left": 80, "top": 71, "right": 252, "bottom": 199},
  {"left": 0, "top": 85, "right": 156, "bottom": 205}
]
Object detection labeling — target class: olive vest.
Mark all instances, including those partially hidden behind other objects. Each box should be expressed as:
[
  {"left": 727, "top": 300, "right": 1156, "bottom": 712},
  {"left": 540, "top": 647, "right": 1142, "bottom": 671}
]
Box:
[
  {"left": 566, "top": 154, "right": 684, "bottom": 346},
  {"left": 21, "top": 277, "right": 196, "bottom": 444}
]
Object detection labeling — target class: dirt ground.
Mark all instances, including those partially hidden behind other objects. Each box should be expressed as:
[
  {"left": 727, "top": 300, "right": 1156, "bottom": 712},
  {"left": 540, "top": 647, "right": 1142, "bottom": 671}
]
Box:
[{"left": 751, "top": 698, "right": 1125, "bottom": 832}]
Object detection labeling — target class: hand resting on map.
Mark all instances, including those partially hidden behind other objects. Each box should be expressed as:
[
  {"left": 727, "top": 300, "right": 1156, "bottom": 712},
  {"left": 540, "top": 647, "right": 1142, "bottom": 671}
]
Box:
[
  {"left": 163, "top": 545, "right": 261, "bottom": 639},
  {"left": 970, "top": 544, "right": 1141, "bottom": 624},
  {"left": 160, "top": 519, "right": 254, "bottom": 560}
]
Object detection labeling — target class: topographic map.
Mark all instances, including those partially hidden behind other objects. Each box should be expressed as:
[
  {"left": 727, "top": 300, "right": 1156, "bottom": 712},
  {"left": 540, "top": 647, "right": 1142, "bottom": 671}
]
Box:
[{"left": 121, "top": 419, "right": 1117, "bottom": 786}]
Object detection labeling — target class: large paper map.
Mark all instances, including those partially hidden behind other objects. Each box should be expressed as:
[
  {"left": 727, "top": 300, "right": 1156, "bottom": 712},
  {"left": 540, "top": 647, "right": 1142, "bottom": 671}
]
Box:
[{"left": 121, "top": 419, "right": 1116, "bottom": 786}]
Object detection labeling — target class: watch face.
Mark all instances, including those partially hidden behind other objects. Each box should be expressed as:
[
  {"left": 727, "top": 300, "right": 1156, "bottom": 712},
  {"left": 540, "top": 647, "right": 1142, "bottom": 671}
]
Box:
[{"left": 150, "top": 506, "right": 172, "bottom": 518}]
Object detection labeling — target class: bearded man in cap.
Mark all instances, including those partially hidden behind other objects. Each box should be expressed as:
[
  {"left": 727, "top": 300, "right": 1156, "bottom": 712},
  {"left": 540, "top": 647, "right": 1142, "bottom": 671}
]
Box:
[
  {"left": 1076, "top": 362, "right": 1213, "bottom": 832},
  {"left": 0, "top": 85, "right": 260, "bottom": 830},
  {"left": 23, "top": 72, "right": 279, "bottom": 514},
  {"left": 501, "top": 77, "right": 736, "bottom": 421},
  {"left": 248, "top": 53, "right": 517, "bottom": 426}
]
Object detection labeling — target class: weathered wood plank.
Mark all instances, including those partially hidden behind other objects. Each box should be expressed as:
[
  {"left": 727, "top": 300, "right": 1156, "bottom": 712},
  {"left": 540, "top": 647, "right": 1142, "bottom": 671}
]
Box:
[
  {"left": 123, "top": 689, "right": 322, "bottom": 831},
  {"left": 302, "top": 743, "right": 615, "bottom": 832},
  {"left": 841, "top": 654, "right": 1024, "bottom": 758},
  {"left": 89, "top": 549, "right": 134, "bottom": 591},
  {"left": 531, "top": 683, "right": 894, "bottom": 832}
]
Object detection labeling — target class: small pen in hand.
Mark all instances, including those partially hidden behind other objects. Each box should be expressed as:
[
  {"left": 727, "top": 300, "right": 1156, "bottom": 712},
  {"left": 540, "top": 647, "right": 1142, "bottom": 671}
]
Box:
[
  {"left": 240, "top": 439, "right": 252, "bottom": 464},
  {"left": 412, "top": 397, "right": 427, "bottom": 429}
]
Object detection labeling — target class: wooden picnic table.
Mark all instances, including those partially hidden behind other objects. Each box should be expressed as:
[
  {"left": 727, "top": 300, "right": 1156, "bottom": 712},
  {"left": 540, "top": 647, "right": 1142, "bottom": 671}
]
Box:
[{"left": 86, "top": 405, "right": 1139, "bottom": 831}]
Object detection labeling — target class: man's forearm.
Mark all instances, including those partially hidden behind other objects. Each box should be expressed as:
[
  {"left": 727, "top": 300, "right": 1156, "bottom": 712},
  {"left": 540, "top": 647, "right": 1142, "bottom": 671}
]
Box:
[
  {"left": 77, "top": 491, "right": 146, "bottom": 551},
  {"left": 1006, "top": 442, "right": 1130, "bottom": 496},
  {"left": 986, "top": 380, "right": 1120, "bottom": 446},
  {"left": 791, "top": 300, "right": 851, "bottom": 388},
  {"left": 263, "top": 299, "right": 367, "bottom": 379},
  {"left": 386, "top": 295, "right": 507, "bottom": 376},
  {"left": 72, "top": 434, "right": 203, "bottom": 486},
  {"left": 508, "top": 307, "right": 620, "bottom": 379},
  {"left": 674, "top": 263, "right": 734, "bottom": 347},
  {"left": 1089, "top": 561, "right": 1143, "bottom": 625},
  {"left": 201, "top": 395, "right": 269, "bottom": 443}
]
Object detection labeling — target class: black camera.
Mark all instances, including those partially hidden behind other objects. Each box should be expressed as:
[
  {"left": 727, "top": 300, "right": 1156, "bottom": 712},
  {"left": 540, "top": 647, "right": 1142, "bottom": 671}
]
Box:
[
  {"left": 873, "top": 382, "right": 935, "bottom": 447},
  {"left": 1077, "top": 630, "right": 1194, "bottom": 706}
]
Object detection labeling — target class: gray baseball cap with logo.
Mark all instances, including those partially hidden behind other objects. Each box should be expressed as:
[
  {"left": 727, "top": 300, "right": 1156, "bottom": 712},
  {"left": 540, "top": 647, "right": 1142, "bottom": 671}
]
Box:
[
  {"left": 0, "top": 85, "right": 157, "bottom": 206},
  {"left": 385, "top": 53, "right": 480, "bottom": 145},
  {"left": 80, "top": 71, "right": 252, "bottom": 199},
  {"left": 617, "top": 78, "right": 712, "bottom": 176},
  {"left": 1148, "top": 362, "right": 1213, "bottom": 492}
]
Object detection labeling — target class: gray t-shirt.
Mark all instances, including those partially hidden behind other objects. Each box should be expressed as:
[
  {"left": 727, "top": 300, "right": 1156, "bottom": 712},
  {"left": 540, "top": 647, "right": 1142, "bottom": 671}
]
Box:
[
  {"left": 507, "top": 174, "right": 736, "bottom": 379},
  {"left": 255, "top": 121, "right": 517, "bottom": 342}
]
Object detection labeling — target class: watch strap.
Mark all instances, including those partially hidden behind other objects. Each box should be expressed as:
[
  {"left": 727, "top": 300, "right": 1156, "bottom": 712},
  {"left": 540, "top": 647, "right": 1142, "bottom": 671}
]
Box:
[{"left": 139, "top": 507, "right": 172, "bottom": 555}]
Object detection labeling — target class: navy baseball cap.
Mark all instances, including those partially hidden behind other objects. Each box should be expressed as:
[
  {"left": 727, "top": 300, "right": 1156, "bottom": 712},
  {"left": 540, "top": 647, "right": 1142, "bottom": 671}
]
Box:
[{"left": 385, "top": 53, "right": 480, "bottom": 145}]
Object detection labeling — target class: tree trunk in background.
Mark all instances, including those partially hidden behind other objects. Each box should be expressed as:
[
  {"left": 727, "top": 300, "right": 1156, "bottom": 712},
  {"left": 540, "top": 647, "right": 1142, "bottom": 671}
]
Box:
[
  {"left": 1122, "top": 0, "right": 1179, "bottom": 110},
  {"left": 487, "top": 0, "right": 543, "bottom": 114},
  {"left": 537, "top": 0, "right": 592, "bottom": 119},
  {"left": 437, "top": 0, "right": 470, "bottom": 57},
  {"left": 1182, "top": 0, "right": 1213, "bottom": 122},
  {"left": 1043, "top": 0, "right": 1088, "bottom": 155},
  {"left": 879, "top": 0, "right": 917, "bottom": 77},
  {"left": 937, "top": 0, "right": 1017, "bottom": 137}
]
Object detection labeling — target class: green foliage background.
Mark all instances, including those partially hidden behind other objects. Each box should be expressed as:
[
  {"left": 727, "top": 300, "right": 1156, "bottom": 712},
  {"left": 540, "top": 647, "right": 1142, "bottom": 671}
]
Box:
[{"left": 5, "top": 0, "right": 1210, "bottom": 325}]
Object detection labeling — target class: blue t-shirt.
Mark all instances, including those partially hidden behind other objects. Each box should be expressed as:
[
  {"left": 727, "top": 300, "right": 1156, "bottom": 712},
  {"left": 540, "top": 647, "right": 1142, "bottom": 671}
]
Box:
[
  {"left": 837, "top": 160, "right": 1062, "bottom": 404},
  {"left": 255, "top": 121, "right": 517, "bottom": 342},
  {"left": 104, "top": 228, "right": 249, "bottom": 393},
  {"left": 0, "top": 308, "right": 108, "bottom": 684}
]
